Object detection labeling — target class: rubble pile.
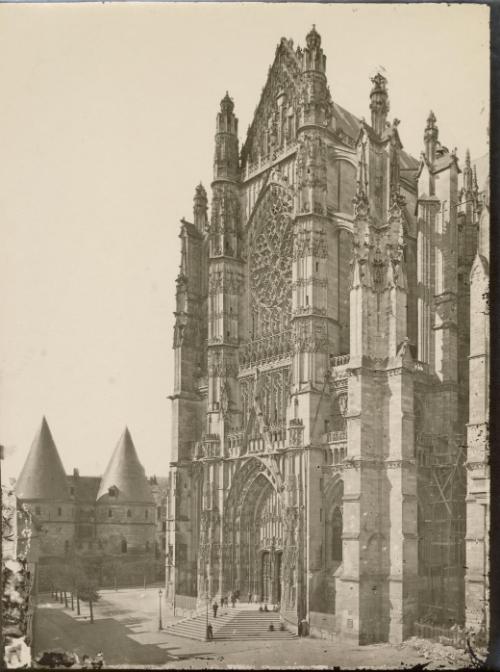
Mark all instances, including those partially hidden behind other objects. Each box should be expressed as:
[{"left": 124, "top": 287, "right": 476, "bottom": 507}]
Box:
[{"left": 406, "top": 635, "right": 487, "bottom": 669}]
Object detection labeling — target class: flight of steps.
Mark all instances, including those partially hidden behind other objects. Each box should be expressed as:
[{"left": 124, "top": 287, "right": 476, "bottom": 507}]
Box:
[
  {"left": 164, "top": 610, "right": 234, "bottom": 641},
  {"left": 216, "top": 609, "right": 294, "bottom": 641},
  {"left": 165, "top": 606, "right": 295, "bottom": 642}
]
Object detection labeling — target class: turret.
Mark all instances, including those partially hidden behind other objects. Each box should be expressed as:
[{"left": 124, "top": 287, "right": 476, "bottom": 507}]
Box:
[
  {"left": 302, "top": 24, "right": 326, "bottom": 74},
  {"left": 214, "top": 92, "right": 239, "bottom": 181},
  {"left": 298, "top": 26, "right": 331, "bottom": 128},
  {"left": 96, "top": 427, "right": 154, "bottom": 504},
  {"left": 95, "top": 428, "right": 155, "bottom": 555},
  {"left": 463, "top": 149, "right": 473, "bottom": 194},
  {"left": 370, "top": 72, "right": 389, "bottom": 136},
  {"left": 193, "top": 183, "right": 208, "bottom": 233},
  {"left": 16, "top": 418, "right": 74, "bottom": 557},
  {"left": 424, "top": 110, "right": 439, "bottom": 163},
  {"left": 17, "top": 417, "right": 70, "bottom": 502}
]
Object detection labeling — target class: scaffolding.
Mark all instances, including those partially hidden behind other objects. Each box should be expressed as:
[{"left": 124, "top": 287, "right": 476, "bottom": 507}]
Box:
[{"left": 416, "top": 433, "right": 466, "bottom": 627}]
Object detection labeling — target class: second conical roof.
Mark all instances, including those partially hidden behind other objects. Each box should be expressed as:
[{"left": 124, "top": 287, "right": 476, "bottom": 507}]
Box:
[
  {"left": 96, "top": 427, "right": 154, "bottom": 504},
  {"left": 16, "top": 418, "right": 70, "bottom": 501}
]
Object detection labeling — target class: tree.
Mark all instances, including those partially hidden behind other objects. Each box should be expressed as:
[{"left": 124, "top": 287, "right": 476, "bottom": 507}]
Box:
[{"left": 75, "top": 571, "right": 100, "bottom": 624}]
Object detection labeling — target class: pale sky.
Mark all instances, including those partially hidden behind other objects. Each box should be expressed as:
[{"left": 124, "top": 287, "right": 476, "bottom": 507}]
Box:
[{"left": 0, "top": 2, "right": 489, "bottom": 481}]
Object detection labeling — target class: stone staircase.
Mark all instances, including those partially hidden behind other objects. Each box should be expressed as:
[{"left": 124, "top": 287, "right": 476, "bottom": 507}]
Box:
[
  {"left": 165, "top": 606, "right": 295, "bottom": 642},
  {"left": 216, "top": 609, "right": 294, "bottom": 641}
]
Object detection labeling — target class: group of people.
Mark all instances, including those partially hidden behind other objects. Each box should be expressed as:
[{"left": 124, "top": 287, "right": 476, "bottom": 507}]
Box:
[{"left": 211, "top": 590, "right": 241, "bottom": 618}]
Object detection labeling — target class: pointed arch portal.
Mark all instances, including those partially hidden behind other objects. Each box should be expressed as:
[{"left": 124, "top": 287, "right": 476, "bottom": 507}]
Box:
[{"left": 224, "top": 459, "right": 284, "bottom": 603}]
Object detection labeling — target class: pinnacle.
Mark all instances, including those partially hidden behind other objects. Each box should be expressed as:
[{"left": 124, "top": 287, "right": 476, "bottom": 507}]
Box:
[{"left": 306, "top": 24, "right": 321, "bottom": 50}]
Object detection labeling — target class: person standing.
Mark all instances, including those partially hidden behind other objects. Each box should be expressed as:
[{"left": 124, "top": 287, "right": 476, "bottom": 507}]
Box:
[{"left": 212, "top": 602, "right": 218, "bottom": 618}]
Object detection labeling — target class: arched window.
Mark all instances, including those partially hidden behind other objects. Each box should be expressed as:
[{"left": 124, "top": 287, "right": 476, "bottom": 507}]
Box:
[
  {"left": 121, "top": 539, "right": 127, "bottom": 554},
  {"left": 127, "top": 509, "right": 132, "bottom": 518},
  {"left": 331, "top": 507, "right": 343, "bottom": 562},
  {"left": 108, "top": 508, "right": 113, "bottom": 518},
  {"left": 145, "top": 541, "right": 150, "bottom": 552},
  {"left": 64, "top": 540, "right": 69, "bottom": 554},
  {"left": 145, "top": 509, "right": 149, "bottom": 520}
]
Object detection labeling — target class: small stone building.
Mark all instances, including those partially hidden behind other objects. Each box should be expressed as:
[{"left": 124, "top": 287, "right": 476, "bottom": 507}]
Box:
[{"left": 16, "top": 418, "right": 159, "bottom": 570}]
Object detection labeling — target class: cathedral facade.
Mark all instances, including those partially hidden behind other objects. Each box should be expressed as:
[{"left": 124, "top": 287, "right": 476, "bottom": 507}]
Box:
[{"left": 166, "top": 27, "right": 489, "bottom": 644}]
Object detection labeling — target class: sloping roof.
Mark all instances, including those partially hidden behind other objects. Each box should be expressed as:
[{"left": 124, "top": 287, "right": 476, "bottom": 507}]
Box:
[
  {"left": 332, "top": 101, "right": 361, "bottom": 139},
  {"left": 67, "top": 475, "right": 100, "bottom": 504},
  {"left": 332, "top": 101, "right": 418, "bottom": 183},
  {"left": 16, "top": 418, "right": 70, "bottom": 502},
  {"left": 96, "top": 428, "right": 154, "bottom": 504}
]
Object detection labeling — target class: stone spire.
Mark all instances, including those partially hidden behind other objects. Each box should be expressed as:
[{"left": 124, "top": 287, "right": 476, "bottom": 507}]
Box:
[
  {"left": 16, "top": 417, "right": 70, "bottom": 501},
  {"left": 424, "top": 110, "right": 439, "bottom": 163},
  {"left": 463, "top": 148, "right": 473, "bottom": 193},
  {"left": 193, "top": 183, "right": 208, "bottom": 233},
  {"left": 214, "top": 92, "right": 239, "bottom": 181},
  {"left": 96, "top": 427, "right": 154, "bottom": 503},
  {"left": 370, "top": 72, "right": 390, "bottom": 136},
  {"left": 303, "top": 24, "right": 326, "bottom": 74}
]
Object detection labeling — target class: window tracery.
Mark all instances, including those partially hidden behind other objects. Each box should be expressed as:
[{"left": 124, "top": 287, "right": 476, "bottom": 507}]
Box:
[{"left": 249, "top": 184, "right": 294, "bottom": 337}]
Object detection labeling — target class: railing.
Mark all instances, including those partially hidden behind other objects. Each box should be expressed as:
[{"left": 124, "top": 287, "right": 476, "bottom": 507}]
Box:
[
  {"left": 239, "top": 330, "right": 292, "bottom": 369},
  {"left": 227, "top": 431, "right": 244, "bottom": 457},
  {"left": 194, "top": 435, "right": 221, "bottom": 460},
  {"left": 329, "top": 354, "right": 350, "bottom": 368},
  {"left": 325, "top": 430, "right": 347, "bottom": 444}
]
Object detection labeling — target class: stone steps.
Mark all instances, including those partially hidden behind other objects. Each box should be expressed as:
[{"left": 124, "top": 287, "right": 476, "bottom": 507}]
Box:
[
  {"left": 216, "top": 610, "right": 293, "bottom": 641},
  {"left": 164, "top": 610, "right": 234, "bottom": 641},
  {"left": 165, "top": 608, "right": 294, "bottom": 642}
]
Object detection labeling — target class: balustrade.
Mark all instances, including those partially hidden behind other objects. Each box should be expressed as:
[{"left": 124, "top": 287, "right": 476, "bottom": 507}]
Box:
[
  {"left": 329, "top": 354, "right": 350, "bottom": 369},
  {"left": 239, "top": 330, "right": 292, "bottom": 368},
  {"left": 194, "top": 435, "right": 221, "bottom": 460}
]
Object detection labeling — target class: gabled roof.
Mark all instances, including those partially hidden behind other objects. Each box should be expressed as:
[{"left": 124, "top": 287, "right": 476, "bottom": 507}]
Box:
[
  {"left": 96, "top": 427, "right": 154, "bottom": 504},
  {"left": 67, "top": 475, "right": 100, "bottom": 504},
  {"left": 16, "top": 417, "right": 70, "bottom": 502}
]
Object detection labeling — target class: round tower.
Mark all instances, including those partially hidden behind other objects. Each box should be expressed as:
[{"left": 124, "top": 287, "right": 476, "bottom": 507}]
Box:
[
  {"left": 95, "top": 427, "right": 155, "bottom": 557},
  {"left": 16, "top": 417, "right": 75, "bottom": 558}
]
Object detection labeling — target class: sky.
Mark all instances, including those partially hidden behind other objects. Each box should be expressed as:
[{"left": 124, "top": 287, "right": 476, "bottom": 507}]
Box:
[{"left": 0, "top": 2, "right": 489, "bottom": 482}]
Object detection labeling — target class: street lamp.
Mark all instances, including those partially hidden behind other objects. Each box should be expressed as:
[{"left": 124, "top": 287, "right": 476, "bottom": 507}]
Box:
[
  {"left": 158, "top": 589, "right": 163, "bottom": 631},
  {"left": 205, "top": 592, "right": 210, "bottom": 641}
]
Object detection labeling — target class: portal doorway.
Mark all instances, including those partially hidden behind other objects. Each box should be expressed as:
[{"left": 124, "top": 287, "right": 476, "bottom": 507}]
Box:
[{"left": 261, "top": 549, "right": 282, "bottom": 604}]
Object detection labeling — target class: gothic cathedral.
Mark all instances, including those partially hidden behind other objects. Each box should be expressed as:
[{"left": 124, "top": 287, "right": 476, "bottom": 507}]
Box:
[{"left": 166, "top": 27, "right": 489, "bottom": 644}]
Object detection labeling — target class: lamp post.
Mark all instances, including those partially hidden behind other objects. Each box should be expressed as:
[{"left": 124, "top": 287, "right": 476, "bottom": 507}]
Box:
[
  {"left": 205, "top": 592, "right": 210, "bottom": 641},
  {"left": 158, "top": 589, "right": 163, "bottom": 631}
]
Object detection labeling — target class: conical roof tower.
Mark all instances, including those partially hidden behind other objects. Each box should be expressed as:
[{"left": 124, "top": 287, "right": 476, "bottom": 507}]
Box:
[
  {"left": 96, "top": 427, "right": 154, "bottom": 504},
  {"left": 16, "top": 417, "right": 70, "bottom": 501}
]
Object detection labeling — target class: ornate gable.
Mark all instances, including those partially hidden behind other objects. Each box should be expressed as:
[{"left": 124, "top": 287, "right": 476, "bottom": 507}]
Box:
[{"left": 241, "top": 39, "right": 304, "bottom": 171}]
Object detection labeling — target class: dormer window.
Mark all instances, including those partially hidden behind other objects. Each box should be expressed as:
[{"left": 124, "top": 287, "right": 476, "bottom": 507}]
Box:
[{"left": 108, "top": 485, "right": 118, "bottom": 498}]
